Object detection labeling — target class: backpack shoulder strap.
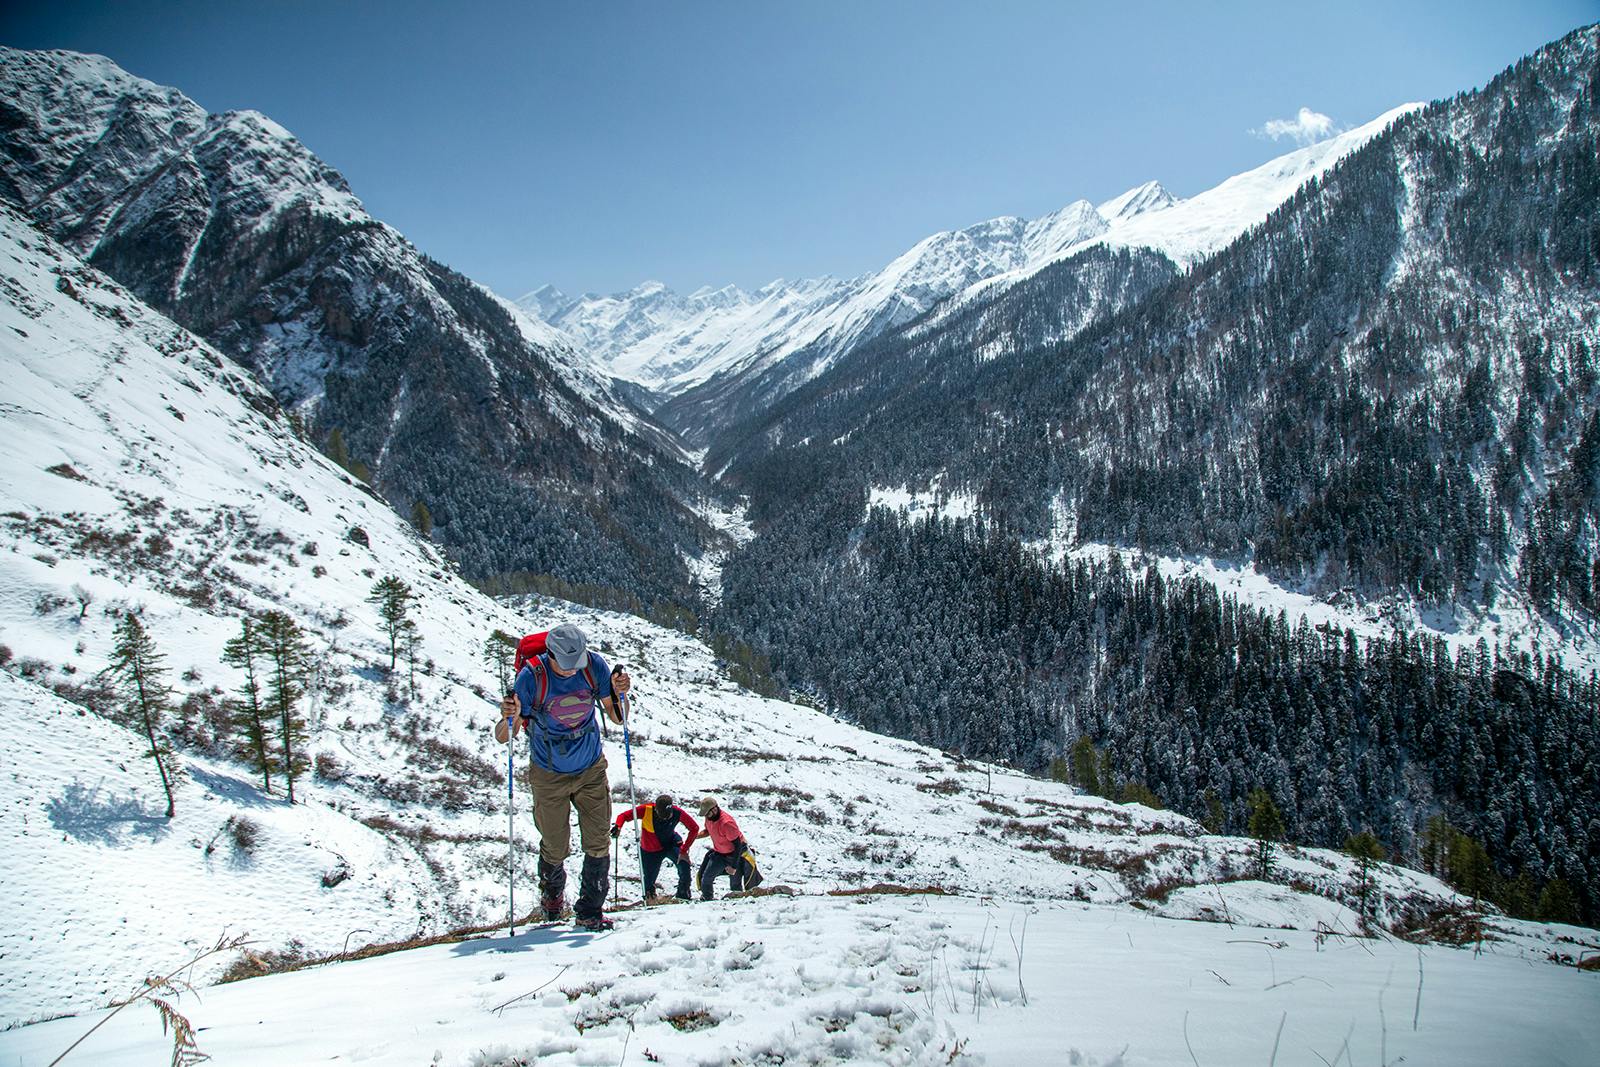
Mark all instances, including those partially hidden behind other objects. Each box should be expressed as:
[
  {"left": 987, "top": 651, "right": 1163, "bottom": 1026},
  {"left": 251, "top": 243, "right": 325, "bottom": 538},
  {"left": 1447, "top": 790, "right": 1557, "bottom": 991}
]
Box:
[
  {"left": 531, "top": 658, "right": 548, "bottom": 711},
  {"left": 582, "top": 652, "right": 598, "bottom": 695}
]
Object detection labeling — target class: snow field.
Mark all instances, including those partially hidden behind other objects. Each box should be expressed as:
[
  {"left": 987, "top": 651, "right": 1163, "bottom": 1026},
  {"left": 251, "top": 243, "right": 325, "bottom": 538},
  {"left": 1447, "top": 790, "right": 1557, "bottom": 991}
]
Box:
[{"left": 1, "top": 890, "right": 1595, "bottom": 1066}]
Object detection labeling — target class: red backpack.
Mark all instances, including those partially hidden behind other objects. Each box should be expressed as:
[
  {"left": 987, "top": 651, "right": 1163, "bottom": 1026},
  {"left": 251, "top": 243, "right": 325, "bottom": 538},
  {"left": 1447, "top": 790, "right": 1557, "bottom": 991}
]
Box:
[{"left": 513, "top": 630, "right": 599, "bottom": 711}]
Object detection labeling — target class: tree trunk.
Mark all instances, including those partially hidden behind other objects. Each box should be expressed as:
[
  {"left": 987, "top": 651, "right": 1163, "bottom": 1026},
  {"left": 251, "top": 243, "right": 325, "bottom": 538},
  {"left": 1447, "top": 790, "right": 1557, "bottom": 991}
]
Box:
[{"left": 134, "top": 664, "right": 175, "bottom": 818}]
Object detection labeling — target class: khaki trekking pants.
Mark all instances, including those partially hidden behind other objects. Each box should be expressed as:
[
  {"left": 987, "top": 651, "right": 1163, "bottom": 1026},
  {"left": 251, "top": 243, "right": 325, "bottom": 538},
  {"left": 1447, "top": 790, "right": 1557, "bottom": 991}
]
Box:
[{"left": 528, "top": 755, "right": 612, "bottom": 865}]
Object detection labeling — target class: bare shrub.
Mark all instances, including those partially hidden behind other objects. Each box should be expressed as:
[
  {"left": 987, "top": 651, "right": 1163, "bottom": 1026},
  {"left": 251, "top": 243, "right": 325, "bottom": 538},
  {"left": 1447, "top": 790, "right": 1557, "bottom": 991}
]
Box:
[
  {"left": 226, "top": 815, "right": 262, "bottom": 854},
  {"left": 314, "top": 751, "right": 348, "bottom": 783}
]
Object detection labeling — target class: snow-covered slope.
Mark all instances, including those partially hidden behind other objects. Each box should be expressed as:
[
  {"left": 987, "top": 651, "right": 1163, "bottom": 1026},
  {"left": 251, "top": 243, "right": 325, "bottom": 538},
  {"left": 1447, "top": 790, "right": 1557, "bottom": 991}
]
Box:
[{"left": 3, "top": 886, "right": 1596, "bottom": 1067}]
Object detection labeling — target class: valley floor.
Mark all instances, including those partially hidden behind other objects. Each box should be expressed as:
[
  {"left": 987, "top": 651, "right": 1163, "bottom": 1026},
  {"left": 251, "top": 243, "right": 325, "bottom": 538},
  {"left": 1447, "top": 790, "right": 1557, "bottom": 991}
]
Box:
[{"left": 1, "top": 888, "right": 1595, "bottom": 1067}]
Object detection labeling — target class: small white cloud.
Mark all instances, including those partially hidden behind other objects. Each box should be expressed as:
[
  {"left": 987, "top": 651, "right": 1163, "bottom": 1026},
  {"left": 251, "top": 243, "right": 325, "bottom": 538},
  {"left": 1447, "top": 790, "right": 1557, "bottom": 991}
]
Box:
[{"left": 1251, "top": 107, "right": 1338, "bottom": 145}]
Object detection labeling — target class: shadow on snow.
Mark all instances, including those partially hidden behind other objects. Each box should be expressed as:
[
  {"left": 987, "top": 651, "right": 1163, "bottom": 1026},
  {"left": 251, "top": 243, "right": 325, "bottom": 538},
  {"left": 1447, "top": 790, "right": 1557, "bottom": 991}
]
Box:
[{"left": 46, "top": 780, "right": 169, "bottom": 845}]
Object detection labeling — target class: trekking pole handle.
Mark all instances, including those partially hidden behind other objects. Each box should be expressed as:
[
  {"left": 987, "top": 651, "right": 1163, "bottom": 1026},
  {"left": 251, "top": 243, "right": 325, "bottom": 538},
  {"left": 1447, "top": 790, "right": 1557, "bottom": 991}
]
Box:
[{"left": 613, "top": 663, "right": 637, "bottom": 720}]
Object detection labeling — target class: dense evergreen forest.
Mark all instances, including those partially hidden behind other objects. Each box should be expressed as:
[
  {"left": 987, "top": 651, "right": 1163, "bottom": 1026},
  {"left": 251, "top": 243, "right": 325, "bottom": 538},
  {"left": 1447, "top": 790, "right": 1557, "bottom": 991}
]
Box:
[
  {"left": 716, "top": 27, "right": 1600, "bottom": 614},
  {"left": 719, "top": 496, "right": 1600, "bottom": 923}
]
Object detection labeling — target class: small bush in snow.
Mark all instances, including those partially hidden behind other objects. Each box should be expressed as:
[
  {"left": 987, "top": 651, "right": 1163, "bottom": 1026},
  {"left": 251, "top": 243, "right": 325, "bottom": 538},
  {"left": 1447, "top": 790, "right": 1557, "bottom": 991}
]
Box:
[
  {"left": 220, "top": 940, "right": 310, "bottom": 983},
  {"left": 45, "top": 462, "right": 86, "bottom": 481},
  {"left": 0, "top": 644, "right": 12, "bottom": 667},
  {"left": 34, "top": 592, "right": 71, "bottom": 615},
  {"left": 314, "top": 751, "right": 348, "bottom": 783},
  {"left": 301, "top": 541, "right": 318, "bottom": 556},
  {"left": 226, "top": 815, "right": 262, "bottom": 854},
  {"left": 346, "top": 526, "right": 369, "bottom": 547}
]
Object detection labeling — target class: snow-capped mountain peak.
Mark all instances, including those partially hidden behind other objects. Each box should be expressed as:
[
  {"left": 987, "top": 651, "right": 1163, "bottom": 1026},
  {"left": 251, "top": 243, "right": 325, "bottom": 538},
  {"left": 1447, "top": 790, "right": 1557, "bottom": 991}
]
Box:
[{"left": 1096, "top": 179, "right": 1179, "bottom": 221}]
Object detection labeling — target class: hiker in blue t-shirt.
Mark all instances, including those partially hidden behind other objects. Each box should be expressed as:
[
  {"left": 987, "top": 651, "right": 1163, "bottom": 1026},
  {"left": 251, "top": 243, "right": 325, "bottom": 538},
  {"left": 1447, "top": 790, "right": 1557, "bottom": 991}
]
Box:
[{"left": 496, "top": 623, "right": 630, "bottom": 930}]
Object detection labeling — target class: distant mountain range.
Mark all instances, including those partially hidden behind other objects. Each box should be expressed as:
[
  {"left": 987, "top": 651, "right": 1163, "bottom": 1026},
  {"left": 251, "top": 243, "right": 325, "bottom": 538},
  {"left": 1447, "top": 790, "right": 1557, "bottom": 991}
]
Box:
[{"left": 523, "top": 106, "right": 1416, "bottom": 443}]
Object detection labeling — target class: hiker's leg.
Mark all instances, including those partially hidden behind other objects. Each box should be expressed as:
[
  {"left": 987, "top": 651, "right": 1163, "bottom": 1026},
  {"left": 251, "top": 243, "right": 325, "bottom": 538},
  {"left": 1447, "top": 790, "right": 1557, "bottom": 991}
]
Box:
[
  {"left": 572, "top": 756, "right": 613, "bottom": 860},
  {"left": 673, "top": 854, "right": 692, "bottom": 899},
  {"left": 571, "top": 759, "right": 612, "bottom": 921},
  {"left": 698, "top": 850, "right": 720, "bottom": 900},
  {"left": 528, "top": 763, "right": 573, "bottom": 868},
  {"left": 576, "top": 854, "right": 609, "bottom": 922},
  {"left": 641, "top": 848, "right": 666, "bottom": 898}
]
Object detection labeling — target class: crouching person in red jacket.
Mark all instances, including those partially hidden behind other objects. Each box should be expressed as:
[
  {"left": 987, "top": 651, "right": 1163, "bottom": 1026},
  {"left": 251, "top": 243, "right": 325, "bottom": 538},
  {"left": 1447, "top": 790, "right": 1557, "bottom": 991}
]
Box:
[
  {"left": 696, "top": 795, "right": 760, "bottom": 900},
  {"left": 612, "top": 794, "right": 699, "bottom": 901}
]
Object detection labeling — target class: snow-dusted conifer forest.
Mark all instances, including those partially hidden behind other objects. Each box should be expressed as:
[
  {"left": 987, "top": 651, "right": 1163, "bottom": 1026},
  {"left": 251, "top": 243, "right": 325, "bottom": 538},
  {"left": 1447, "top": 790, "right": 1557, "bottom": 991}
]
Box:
[{"left": 1, "top": 21, "right": 1598, "bottom": 1067}]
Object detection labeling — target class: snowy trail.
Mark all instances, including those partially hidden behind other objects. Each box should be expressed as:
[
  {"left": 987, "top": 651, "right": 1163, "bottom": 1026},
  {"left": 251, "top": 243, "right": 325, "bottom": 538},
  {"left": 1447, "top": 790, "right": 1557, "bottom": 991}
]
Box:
[{"left": 1, "top": 891, "right": 1594, "bottom": 1066}]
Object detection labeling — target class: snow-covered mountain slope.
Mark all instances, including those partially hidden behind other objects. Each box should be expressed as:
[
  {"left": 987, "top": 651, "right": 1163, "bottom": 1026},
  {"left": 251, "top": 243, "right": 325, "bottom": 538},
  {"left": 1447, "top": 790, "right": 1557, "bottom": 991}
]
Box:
[
  {"left": 3, "top": 887, "right": 1596, "bottom": 1067},
  {"left": 0, "top": 47, "right": 713, "bottom": 598},
  {"left": 6, "top": 201, "right": 1584, "bottom": 1049}
]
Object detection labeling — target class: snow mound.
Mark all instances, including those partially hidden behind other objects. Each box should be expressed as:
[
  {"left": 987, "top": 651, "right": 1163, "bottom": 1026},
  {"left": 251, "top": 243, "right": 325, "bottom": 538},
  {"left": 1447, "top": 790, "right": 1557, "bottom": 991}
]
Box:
[{"left": 1150, "top": 880, "right": 1362, "bottom": 932}]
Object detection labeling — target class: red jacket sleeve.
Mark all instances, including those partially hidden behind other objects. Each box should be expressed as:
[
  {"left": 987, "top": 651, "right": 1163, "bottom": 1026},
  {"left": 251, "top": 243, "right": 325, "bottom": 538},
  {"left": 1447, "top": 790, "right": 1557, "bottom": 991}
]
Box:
[
  {"left": 677, "top": 808, "right": 700, "bottom": 850},
  {"left": 614, "top": 804, "right": 645, "bottom": 830}
]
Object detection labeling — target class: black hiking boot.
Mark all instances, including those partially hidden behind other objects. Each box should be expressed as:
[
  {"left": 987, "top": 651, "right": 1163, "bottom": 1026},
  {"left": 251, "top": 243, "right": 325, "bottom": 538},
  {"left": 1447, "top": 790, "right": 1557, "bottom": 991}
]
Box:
[
  {"left": 538, "top": 859, "right": 567, "bottom": 922},
  {"left": 573, "top": 854, "right": 610, "bottom": 928},
  {"left": 574, "top": 914, "right": 616, "bottom": 931}
]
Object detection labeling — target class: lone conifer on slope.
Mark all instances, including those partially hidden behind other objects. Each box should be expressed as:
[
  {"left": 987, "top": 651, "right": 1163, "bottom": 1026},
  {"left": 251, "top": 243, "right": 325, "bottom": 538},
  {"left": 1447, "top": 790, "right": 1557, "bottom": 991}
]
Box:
[
  {"left": 258, "top": 610, "right": 312, "bottom": 802},
  {"left": 368, "top": 575, "right": 415, "bottom": 671},
  {"left": 1344, "top": 830, "right": 1386, "bottom": 924},
  {"left": 223, "top": 615, "right": 279, "bottom": 793},
  {"left": 1248, "top": 788, "right": 1284, "bottom": 880},
  {"left": 105, "top": 613, "right": 180, "bottom": 818}
]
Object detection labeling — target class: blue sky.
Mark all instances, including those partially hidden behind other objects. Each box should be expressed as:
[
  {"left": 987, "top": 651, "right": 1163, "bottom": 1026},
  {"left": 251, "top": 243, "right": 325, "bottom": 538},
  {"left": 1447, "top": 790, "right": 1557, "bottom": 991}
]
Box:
[{"left": 3, "top": 1, "right": 1595, "bottom": 298}]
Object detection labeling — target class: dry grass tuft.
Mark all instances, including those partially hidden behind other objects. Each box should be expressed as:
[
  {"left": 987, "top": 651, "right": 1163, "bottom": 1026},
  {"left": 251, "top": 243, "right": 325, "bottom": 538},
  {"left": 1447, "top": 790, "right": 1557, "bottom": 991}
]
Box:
[{"left": 827, "top": 883, "right": 951, "bottom": 897}]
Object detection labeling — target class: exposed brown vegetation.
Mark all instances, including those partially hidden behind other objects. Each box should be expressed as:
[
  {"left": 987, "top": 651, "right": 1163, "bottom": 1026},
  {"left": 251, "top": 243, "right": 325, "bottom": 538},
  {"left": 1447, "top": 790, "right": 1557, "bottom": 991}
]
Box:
[{"left": 827, "top": 883, "right": 951, "bottom": 897}]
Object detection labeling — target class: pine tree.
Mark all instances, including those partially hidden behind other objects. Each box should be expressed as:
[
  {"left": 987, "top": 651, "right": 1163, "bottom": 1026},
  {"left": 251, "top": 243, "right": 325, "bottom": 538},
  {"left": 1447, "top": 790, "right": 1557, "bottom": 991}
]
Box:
[
  {"left": 1070, "top": 736, "right": 1100, "bottom": 796},
  {"left": 1448, "top": 831, "right": 1494, "bottom": 910},
  {"left": 368, "top": 576, "right": 415, "bottom": 671},
  {"left": 222, "top": 616, "right": 278, "bottom": 793},
  {"left": 1203, "top": 788, "right": 1225, "bottom": 834},
  {"left": 401, "top": 619, "right": 422, "bottom": 695},
  {"left": 259, "top": 610, "right": 312, "bottom": 802},
  {"left": 482, "top": 628, "right": 520, "bottom": 696},
  {"left": 1248, "top": 788, "right": 1285, "bottom": 880},
  {"left": 1537, "top": 877, "right": 1578, "bottom": 924},
  {"left": 1420, "top": 814, "right": 1455, "bottom": 877},
  {"left": 105, "top": 614, "right": 180, "bottom": 817},
  {"left": 1345, "top": 830, "right": 1386, "bottom": 923},
  {"left": 411, "top": 500, "right": 433, "bottom": 538}
]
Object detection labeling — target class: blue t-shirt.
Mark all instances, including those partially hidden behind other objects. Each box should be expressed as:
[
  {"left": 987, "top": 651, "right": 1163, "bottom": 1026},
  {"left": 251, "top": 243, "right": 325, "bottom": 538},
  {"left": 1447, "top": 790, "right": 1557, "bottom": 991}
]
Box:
[{"left": 516, "top": 652, "right": 613, "bottom": 773}]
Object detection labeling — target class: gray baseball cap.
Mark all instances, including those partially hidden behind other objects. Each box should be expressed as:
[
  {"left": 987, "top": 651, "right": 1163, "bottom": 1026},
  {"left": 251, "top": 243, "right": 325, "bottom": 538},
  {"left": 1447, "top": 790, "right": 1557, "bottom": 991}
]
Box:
[{"left": 545, "top": 623, "right": 589, "bottom": 671}]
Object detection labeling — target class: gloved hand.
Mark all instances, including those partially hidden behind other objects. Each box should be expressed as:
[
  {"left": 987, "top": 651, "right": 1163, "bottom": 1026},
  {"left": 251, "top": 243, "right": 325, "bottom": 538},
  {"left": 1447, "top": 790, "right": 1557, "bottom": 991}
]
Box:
[
  {"left": 679, "top": 846, "right": 690, "bottom": 860},
  {"left": 609, "top": 824, "right": 620, "bottom": 839}
]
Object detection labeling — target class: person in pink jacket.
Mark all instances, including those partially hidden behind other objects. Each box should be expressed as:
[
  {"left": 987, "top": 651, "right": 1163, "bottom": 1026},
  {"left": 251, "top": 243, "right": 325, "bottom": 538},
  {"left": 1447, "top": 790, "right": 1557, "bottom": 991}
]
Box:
[{"left": 696, "top": 795, "right": 756, "bottom": 899}]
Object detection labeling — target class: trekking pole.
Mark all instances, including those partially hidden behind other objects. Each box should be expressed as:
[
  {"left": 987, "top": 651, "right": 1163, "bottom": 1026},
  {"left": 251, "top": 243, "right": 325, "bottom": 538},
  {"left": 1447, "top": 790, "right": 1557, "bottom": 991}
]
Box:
[
  {"left": 617, "top": 665, "right": 641, "bottom": 901},
  {"left": 505, "top": 700, "right": 516, "bottom": 937}
]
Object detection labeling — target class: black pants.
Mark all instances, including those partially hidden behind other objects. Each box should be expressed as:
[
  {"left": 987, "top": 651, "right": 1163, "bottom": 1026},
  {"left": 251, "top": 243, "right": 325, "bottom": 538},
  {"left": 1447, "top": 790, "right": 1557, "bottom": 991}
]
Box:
[
  {"left": 698, "top": 848, "right": 744, "bottom": 900},
  {"left": 641, "top": 847, "right": 691, "bottom": 899}
]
